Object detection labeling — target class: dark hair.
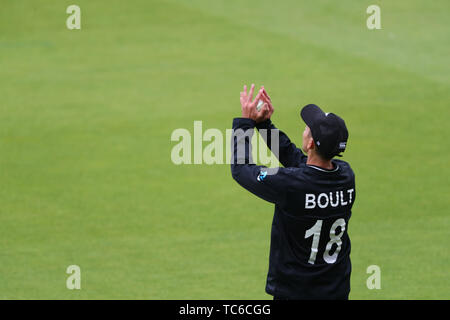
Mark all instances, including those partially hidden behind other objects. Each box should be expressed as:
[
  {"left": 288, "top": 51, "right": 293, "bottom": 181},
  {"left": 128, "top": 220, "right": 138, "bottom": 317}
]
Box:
[{"left": 315, "top": 148, "right": 334, "bottom": 161}]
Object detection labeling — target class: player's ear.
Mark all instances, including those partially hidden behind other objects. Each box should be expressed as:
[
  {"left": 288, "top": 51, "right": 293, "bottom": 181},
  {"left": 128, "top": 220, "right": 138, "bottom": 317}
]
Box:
[{"left": 308, "top": 137, "right": 315, "bottom": 151}]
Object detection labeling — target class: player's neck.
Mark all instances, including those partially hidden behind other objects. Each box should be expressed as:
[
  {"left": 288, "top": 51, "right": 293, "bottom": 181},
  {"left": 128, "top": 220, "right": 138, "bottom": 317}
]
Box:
[{"left": 306, "top": 152, "right": 334, "bottom": 170}]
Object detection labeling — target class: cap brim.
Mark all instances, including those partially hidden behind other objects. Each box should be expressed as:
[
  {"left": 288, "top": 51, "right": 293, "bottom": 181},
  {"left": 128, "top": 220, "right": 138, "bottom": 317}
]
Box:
[{"left": 300, "top": 104, "right": 325, "bottom": 127}]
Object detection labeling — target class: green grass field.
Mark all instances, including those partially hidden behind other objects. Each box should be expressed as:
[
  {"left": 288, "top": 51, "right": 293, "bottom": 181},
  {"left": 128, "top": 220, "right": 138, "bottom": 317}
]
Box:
[{"left": 0, "top": 0, "right": 449, "bottom": 299}]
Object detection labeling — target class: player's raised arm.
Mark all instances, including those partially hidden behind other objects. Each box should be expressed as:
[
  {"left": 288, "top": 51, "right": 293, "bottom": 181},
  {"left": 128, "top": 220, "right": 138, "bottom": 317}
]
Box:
[
  {"left": 230, "top": 84, "right": 289, "bottom": 204},
  {"left": 255, "top": 87, "right": 306, "bottom": 168}
]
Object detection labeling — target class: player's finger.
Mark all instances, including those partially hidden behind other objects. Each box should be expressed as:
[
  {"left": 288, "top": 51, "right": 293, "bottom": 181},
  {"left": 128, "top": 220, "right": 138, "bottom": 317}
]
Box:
[
  {"left": 262, "top": 88, "right": 271, "bottom": 101},
  {"left": 252, "top": 88, "right": 264, "bottom": 105},
  {"left": 248, "top": 84, "right": 255, "bottom": 102},
  {"left": 261, "top": 93, "right": 271, "bottom": 105},
  {"left": 262, "top": 91, "right": 273, "bottom": 113},
  {"left": 260, "top": 91, "right": 271, "bottom": 108},
  {"left": 242, "top": 85, "right": 248, "bottom": 99}
]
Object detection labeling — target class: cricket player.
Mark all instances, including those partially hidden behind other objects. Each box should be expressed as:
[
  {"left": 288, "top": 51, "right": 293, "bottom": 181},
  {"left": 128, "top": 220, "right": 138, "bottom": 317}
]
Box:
[{"left": 231, "top": 84, "right": 355, "bottom": 300}]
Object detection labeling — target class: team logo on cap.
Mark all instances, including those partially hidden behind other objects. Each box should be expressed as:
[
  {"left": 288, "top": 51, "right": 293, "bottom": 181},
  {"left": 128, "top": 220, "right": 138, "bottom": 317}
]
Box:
[{"left": 339, "top": 142, "right": 347, "bottom": 149}]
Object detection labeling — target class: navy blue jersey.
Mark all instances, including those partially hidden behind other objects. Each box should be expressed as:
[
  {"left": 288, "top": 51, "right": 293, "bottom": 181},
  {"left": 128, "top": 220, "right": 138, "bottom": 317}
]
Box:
[{"left": 231, "top": 118, "right": 356, "bottom": 300}]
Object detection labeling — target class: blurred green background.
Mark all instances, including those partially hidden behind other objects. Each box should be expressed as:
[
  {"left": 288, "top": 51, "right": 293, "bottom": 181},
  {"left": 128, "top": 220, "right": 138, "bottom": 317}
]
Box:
[{"left": 0, "top": 0, "right": 448, "bottom": 299}]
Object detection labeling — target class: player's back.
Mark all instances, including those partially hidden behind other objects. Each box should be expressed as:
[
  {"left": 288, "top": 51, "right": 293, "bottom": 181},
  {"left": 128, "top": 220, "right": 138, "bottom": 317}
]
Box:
[{"left": 265, "top": 159, "right": 356, "bottom": 299}]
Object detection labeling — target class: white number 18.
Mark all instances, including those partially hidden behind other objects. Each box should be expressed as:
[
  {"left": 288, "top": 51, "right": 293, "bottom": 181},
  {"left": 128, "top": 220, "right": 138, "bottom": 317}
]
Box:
[{"left": 304, "top": 218, "right": 346, "bottom": 265}]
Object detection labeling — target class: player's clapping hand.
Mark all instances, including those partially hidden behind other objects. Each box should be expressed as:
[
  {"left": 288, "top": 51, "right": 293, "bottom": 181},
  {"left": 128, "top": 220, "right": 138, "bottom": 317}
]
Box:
[{"left": 240, "top": 84, "right": 270, "bottom": 123}]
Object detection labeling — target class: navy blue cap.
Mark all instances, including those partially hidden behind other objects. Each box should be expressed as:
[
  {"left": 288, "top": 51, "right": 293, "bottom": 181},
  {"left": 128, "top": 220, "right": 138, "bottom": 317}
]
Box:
[{"left": 300, "top": 104, "right": 348, "bottom": 158}]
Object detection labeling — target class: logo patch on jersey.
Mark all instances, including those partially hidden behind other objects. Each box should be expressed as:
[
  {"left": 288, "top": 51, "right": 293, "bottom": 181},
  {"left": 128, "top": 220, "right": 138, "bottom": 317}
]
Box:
[{"left": 257, "top": 170, "right": 267, "bottom": 182}]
